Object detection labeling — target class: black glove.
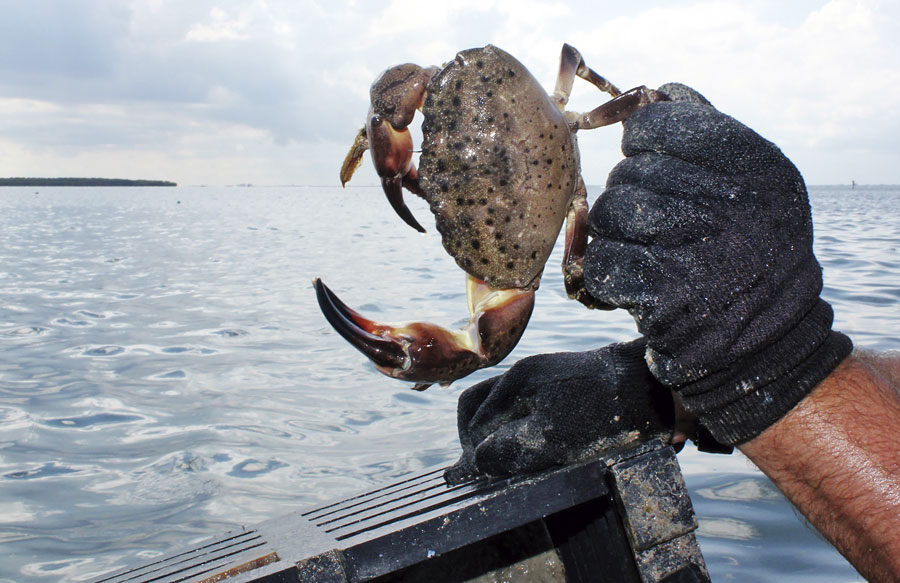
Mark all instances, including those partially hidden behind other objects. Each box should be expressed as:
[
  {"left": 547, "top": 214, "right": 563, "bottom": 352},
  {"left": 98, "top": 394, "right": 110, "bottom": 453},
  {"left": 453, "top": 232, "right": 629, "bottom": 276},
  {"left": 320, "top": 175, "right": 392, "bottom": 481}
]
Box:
[
  {"left": 584, "top": 84, "right": 852, "bottom": 446},
  {"left": 445, "top": 339, "right": 674, "bottom": 484}
]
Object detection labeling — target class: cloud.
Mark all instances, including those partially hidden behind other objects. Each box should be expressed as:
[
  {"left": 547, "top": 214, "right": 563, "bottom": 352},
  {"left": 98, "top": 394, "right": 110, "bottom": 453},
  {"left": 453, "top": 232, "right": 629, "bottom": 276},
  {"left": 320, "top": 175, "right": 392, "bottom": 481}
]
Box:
[
  {"left": 0, "top": 0, "right": 898, "bottom": 185},
  {"left": 185, "top": 7, "right": 252, "bottom": 42},
  {"left": 0, "top": 2, "right": 128, "bottom": 81}
]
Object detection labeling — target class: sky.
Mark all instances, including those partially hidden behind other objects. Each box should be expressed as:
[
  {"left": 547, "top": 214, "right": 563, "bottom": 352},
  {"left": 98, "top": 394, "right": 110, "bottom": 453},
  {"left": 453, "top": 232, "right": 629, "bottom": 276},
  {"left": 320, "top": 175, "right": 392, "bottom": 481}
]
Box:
[{"left": 0, "top": 0, "right": 898, "bottom": 186}]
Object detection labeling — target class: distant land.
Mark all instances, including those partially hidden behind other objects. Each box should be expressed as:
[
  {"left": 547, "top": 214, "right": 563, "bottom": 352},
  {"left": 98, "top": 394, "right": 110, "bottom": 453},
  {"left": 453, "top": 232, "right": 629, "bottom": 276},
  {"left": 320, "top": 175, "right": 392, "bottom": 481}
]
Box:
[{"left": 0, "top": 177, "right": 176, "bottom": 187}]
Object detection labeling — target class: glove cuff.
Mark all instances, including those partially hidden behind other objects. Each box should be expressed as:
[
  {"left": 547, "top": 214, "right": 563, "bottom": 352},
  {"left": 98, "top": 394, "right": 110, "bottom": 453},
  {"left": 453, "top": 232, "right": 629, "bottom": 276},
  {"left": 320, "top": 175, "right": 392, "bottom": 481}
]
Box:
[
  {"left": 608, "top": 337, "right": 676, "bottom": 438},
  {"left": 609, "top": 337, "right": 650, "bottom": 382},
  {"left": 677, "top": 299, "right": 853, "bottom": 446}
]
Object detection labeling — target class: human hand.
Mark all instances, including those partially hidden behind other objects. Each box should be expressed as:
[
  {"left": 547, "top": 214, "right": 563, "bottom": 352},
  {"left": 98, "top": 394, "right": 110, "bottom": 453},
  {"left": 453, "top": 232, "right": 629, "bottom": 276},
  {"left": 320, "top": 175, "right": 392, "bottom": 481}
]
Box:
[
  {"left": 584, "top": 84, "right": 852, "bottom": 445},
  {"left": 445, "top": 339, "right": 675, "bottom": 484}
]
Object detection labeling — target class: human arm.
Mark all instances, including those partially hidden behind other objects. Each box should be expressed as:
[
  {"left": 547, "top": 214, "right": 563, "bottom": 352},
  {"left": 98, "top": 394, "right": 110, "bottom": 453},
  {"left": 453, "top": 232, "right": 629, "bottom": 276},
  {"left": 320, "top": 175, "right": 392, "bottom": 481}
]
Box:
[
  {"left": 584, "top": 88, "right": 898, "bottom": 580},
  {"left": 448, "top": 83, "right": 897, "bottom": 578},
  {"left": 741, "top": 351, "right": 900, "bottom": 582}
]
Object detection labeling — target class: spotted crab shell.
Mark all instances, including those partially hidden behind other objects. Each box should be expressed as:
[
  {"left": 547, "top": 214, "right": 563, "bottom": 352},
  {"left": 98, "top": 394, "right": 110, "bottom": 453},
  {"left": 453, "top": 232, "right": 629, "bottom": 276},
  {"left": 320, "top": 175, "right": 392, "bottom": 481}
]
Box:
[{"left": 418, "top": 45, "right": 581, "bottom": 290}]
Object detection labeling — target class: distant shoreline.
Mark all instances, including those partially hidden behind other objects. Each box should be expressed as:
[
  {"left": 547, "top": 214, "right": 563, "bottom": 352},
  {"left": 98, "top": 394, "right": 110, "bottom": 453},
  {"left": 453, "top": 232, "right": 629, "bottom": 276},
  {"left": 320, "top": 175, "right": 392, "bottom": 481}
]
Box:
[{"left": 0, "top": 178, "right": 177, "bottom": 187}]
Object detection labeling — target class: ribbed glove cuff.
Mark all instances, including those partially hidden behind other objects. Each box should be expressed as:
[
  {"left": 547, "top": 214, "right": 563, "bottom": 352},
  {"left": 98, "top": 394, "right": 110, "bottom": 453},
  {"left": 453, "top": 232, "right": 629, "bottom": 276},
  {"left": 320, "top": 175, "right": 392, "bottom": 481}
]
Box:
[
  {"left": 677, "top": 299, "right": 853, "bottom": 446},
  {"left": 609, "top": 337, "right": 652, "bottom": 384}
]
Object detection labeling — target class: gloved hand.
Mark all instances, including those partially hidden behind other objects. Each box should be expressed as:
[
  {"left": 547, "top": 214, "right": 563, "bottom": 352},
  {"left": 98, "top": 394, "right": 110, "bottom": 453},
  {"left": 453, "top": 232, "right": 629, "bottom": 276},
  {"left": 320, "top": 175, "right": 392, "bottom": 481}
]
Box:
[
  {"left": 445, "top": 338, "right": 674, "bottom": 484},
  {"left": 584, "top": 83, "right": 852, "bottom": 446}
]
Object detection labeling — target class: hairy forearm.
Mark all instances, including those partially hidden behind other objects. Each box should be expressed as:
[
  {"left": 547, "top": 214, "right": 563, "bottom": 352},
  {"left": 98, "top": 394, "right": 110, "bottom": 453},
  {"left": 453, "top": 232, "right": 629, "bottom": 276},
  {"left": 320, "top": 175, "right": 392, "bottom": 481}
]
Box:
[{"left": 740, "top": 352, "right": 900, "bottom": 582}]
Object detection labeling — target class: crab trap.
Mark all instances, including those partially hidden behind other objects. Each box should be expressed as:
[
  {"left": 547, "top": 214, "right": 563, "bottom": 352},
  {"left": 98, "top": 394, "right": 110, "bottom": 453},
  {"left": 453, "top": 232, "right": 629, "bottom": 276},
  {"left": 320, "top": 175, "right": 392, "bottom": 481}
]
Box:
[{"left": 88, "top": 438, "right": 709, "bottom": 583}]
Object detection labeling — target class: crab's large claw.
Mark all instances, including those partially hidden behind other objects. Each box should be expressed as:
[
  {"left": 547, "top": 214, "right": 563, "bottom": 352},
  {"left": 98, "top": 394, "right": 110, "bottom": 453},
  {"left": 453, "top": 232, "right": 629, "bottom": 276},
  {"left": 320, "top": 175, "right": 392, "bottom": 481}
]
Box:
[
  {"left": 339, "top": 64, "right": 439, "bottom": 234},
  {"left": 314, "top": 276, "right": 535, "bottom": 391}
]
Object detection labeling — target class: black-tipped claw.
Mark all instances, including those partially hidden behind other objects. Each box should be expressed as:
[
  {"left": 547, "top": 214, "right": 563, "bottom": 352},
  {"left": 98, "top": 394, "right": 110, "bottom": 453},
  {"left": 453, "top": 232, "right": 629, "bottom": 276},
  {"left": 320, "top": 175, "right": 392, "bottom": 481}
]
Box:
[
  {"left": 314, "top": 278, "right": 407, "bottom": 369},
  {"left": 382, "top": 176, "right": 426, "bottom": 233}
]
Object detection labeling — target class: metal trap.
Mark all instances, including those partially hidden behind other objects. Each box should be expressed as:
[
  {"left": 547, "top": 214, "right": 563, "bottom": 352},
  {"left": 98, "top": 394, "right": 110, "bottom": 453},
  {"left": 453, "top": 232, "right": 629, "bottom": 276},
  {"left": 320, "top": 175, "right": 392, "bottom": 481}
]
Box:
[{"left": 89, "top": 441, "right": 708, "bottom": 583}]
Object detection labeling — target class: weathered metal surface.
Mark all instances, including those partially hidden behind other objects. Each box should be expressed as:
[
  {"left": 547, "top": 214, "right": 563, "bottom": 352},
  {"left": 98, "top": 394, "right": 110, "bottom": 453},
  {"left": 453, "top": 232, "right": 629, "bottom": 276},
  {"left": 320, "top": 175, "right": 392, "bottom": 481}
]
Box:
[
  {"left": 610, "top": 446, "right": 707, "bottom": 582},
  {"left": 88, "top": 444, "right": 709, "bottom": 583},
  {"left": 635, "top": 534, "right": 709, "bottom": 583},
  {"left": 373, "top": 520, "right": 567, "bottom": 583}
]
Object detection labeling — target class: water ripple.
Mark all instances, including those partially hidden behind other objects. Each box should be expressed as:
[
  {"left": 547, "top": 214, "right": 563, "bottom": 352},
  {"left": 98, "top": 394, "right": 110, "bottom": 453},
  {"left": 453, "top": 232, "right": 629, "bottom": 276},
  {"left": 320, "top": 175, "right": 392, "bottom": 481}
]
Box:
[
  {"left": 4, "top": 462, "right": 81, "bottom": 481},
  {"left": 41, "top": 413, "right": 145, "bottom": 430},
  {"left": 81, "top": 345, "right": 125, "bottom": 357},
  {"left": 0, "top": 185, "right": 888, "bottom": 583},
  {"left": 227, "top": 459, "right": 288, "bottom": 477},
  {"left": 1, "top": 326, "right": 49, "bottom": 338}
]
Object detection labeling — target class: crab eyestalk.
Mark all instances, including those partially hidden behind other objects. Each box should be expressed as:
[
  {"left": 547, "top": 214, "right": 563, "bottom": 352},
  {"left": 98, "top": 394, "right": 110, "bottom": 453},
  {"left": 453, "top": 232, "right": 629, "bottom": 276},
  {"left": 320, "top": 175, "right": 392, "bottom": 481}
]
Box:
[
  {"left": 339, "top": 63, "right": 440, "bottom": 234},
  {"left": 314, "top": 276, "right": 535, "bottom": 391}
]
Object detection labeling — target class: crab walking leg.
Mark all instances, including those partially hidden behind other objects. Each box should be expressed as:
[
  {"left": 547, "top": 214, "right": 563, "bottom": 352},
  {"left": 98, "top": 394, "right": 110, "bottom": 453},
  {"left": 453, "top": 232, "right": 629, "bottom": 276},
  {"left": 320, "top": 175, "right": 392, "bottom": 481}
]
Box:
[
  {"left": 573, "top": 86, "right": 670, "bottom": 130},
  {"left": 314, "top": 277, "right": 534, "bottom": 391},
  {"left": 340, "top": 127, "right": 369, "bottom": 187},
  {"left": 561, "top": 178, "right": 614, "bottom": 310},
  {"left": 553, "top": 43, "right": 622, "bottom": 110}
]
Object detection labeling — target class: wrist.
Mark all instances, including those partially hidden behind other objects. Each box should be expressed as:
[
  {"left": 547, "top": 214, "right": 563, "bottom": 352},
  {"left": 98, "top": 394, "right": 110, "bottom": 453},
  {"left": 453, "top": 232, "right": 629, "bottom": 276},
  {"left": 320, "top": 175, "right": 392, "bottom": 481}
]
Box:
[
  {"left": 739, "top": 353, "right": 900, "bottom": 581},
  {"left": 675, "top": 299, "right": 853, "bottom": 445}
]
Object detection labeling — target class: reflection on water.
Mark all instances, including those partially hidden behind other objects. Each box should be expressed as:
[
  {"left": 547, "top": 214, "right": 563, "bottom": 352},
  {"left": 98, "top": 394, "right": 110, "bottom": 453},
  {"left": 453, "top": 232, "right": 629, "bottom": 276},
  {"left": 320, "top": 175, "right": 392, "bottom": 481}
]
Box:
[{"left": 1, "top": 185, "right": 895, "bottom": 582}]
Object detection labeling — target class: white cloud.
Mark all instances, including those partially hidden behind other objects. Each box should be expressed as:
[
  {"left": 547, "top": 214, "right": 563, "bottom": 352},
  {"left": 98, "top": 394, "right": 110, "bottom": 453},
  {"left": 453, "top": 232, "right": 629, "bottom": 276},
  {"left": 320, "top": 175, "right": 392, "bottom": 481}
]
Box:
[
  {"left": 186, "top": 7, "right": 251, "bottom": 42},
  {"left": 0, "top": 98, "right": 62, "bottom": 115},
  {"left": 0, "top": 0, "right": 898, "bottom": 185}
]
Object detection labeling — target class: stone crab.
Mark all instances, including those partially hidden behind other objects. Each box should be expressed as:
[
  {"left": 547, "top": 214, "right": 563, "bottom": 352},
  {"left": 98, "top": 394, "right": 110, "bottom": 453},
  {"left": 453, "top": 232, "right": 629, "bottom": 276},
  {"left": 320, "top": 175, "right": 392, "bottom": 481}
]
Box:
[{"left": 314, "top": 44, "right": 669, "bottom": 391}]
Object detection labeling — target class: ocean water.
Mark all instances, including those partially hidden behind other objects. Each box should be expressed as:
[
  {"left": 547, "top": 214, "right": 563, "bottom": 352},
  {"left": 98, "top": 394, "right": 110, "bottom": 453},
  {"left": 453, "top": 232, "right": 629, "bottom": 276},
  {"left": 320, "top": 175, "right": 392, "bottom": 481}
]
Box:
[{"left": 0, "top": 184, "right": 897, "bottom": 582}]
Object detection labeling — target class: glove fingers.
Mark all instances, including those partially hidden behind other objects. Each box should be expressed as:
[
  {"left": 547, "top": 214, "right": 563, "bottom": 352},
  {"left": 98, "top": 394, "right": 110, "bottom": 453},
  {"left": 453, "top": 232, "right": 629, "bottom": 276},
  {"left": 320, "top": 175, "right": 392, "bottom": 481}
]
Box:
[
  {"left": 444, "top": 450, "right": 477, "bottom": 485},
  {"left": 622, "top": 101, "right": 792, "bottom": 177},
  {"left": 656, "top": 83, "right": 712, "bottom": 106},
  {"left": 590, "top": 181, "right": 715, "bottom": 247},
  {"left": 457, "top": 376, "right": 496, "bottom": 425},
  {"left": 456, "top": 376, "right": 500, "bottom": 450},
  {"left": 583, "top": 237, "right": 669, "bottom": 310}
]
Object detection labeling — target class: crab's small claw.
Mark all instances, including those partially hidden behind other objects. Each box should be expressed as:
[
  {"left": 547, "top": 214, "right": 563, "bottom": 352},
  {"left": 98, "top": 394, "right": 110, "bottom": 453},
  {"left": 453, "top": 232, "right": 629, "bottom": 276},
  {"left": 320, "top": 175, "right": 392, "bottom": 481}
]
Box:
[
  {"left": 368, "top": 115, "right": 426, "bottom": 233},
  {"left": 338, "top": 120, "right": 425, "bottom": 232},
  {"left": 382, "top": 175, "right": 426, "bottom": 233},
  {"left": 339, "top": 63, "right": 439, "bottom": 233},
  {"left": 314, "top": 276, "right": 535, "bottom": 390}
]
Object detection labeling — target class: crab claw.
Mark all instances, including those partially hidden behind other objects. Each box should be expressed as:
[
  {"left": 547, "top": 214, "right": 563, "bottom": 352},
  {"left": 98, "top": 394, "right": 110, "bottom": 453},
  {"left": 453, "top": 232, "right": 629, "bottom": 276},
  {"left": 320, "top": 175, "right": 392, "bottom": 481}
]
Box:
[
  {"left": 367, "top": 115, "right": 426, "bottom": 233},
  {"left": 339, "top": 115, "right": 425, "bottom": 233},
  {"left": 339, "top": 64, "right": 439, "bottom": 234},
  {"left": 314, "top": 276, "right": 535, "bottom": 391}
]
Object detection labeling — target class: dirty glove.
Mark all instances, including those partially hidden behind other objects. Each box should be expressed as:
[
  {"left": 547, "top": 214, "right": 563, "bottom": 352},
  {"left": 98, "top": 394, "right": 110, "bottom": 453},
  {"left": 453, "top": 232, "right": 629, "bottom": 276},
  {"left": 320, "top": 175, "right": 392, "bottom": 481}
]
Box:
[
  {"left": 445, "top": 338, "right": 674, "bottom": 484},
  {"left": 585, "top": 84, "right": 852, "bottom": 446}
]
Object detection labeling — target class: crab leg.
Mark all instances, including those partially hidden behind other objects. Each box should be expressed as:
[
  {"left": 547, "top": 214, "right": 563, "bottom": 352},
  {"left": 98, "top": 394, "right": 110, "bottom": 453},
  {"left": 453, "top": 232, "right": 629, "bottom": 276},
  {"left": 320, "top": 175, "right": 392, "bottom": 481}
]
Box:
[
  {"left": 553, "top": 43, "right": 622, "bottom": 110},
  {"left": 561, "top": 177, "right": 614, "bottom": 310},
  {"left": 314, "top": 276, "right": 534, "bottom": 391},
  {"left": 552, "top": 44, "right": 669, "bottom": 130},
  {"left": 340, "top": 127, "right": 369, "bottom": 187},
  {"left": 574, "top": 86, "right": 670, "bottom": 129}
]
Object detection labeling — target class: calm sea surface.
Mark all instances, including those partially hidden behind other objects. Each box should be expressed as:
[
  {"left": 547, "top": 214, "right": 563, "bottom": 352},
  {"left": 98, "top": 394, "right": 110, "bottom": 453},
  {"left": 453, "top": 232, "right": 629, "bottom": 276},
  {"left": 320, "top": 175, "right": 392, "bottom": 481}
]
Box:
[{"left": 0, "top": 185, "right": 897, "bottom": 582}]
